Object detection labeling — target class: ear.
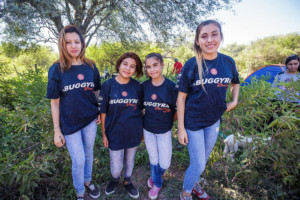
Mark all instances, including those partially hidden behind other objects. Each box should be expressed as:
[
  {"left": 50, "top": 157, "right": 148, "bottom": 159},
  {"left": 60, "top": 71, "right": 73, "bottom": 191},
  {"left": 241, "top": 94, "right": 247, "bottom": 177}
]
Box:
[{"left": 161, "top": 62, "right": 165, "bottom": 68}]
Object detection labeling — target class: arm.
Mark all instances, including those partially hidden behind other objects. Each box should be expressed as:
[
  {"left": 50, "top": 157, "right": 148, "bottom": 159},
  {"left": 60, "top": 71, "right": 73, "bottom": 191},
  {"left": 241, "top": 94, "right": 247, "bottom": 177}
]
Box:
[
  {"left": 100, "top": 113, "right": 108, "bottom": 147},
  {"left": 177, "top": 91, "right": 188, "bottom": 145},
  {"left": 94, "top": 90, "right": 101, "bottom": 124},
  {"left": 51, "top": 98, "right": 65, "bottom": 147},
  {"left": 173, "top": 111, "right": 177, "bottom": 122},
  {"left": 226, "top": 83, "right": 240, "bottom": 111}
]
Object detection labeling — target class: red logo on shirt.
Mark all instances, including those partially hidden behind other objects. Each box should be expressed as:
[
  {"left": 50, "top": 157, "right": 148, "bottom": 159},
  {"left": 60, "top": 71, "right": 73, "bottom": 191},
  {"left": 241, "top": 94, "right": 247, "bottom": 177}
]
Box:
[
  {"left": 122, "top": 91, "right": 128, "bottom": 97},
  {"left": 151, "top": 94, "right": 157, "bottom": 100},
  {"left": 210, "top": 68, "right": 217, "bottom": 75},
  {"left": 77, "top": 74, "right": 84, "bottom": 80}
]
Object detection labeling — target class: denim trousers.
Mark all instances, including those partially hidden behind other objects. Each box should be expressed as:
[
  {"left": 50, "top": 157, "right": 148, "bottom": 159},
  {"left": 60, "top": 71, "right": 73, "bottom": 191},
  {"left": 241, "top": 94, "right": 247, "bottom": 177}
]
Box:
[
  {"left": 183, "top": 120, "right": 220, "bottom": 193},
  {"left": 109, "top": 146, "right": 137, "bottom": 182},
  {"left": 64, "top": 119, "right": 97, "bottom": 197},
  {"left": 144, "top": 129, "right": 172, "bottom": 187}
]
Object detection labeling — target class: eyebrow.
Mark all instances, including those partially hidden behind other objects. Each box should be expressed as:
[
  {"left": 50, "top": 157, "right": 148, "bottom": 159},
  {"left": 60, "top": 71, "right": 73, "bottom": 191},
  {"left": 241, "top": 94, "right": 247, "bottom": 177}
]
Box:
[{"left": 200, "top": 30, "right": 219, "bottom": 35}]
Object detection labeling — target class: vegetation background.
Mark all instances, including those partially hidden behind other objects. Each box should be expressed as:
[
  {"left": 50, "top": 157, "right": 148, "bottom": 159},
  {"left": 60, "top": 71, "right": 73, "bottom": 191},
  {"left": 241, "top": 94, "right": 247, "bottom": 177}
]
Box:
[
  {"left": 0, "top": 0, "right": 299, "bottom": 199},
  {"left": 0, "top": 33, "right": 299, "bottom": 200}
]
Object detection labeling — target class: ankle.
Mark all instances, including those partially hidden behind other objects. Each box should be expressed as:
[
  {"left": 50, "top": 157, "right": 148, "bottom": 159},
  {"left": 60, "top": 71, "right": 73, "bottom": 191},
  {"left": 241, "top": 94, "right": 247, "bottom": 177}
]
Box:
[{"left": 182, "top": 190, "right": 191, "bottom": 197}]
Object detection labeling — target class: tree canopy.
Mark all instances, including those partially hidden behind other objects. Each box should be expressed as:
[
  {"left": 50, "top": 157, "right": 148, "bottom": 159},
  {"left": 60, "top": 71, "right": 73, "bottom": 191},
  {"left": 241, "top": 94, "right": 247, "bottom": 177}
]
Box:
[{"left": 1, "top": 0, "right": 240, "bottom": 46}]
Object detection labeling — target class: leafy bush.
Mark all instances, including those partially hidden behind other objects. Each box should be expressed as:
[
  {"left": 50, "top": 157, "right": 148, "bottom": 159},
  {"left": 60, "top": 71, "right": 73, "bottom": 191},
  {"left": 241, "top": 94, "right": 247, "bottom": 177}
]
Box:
[{"left": 0, "top": 68, "right": 299, "bottom": 199}]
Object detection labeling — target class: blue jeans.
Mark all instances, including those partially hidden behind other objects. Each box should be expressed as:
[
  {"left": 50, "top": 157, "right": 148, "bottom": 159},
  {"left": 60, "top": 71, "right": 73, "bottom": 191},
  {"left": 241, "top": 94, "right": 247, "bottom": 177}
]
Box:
[
  {"left": 183, "top": 120, "right": 220, "bottom": 193},
  {"left": 64, "top": 119, "right": 97, "bottom": 197},
  {"left": 144, "top": 129, "right": 172, "bottom": 187},
  {"left": 109, "top": 146, "right": 137, "bottom": 182}
]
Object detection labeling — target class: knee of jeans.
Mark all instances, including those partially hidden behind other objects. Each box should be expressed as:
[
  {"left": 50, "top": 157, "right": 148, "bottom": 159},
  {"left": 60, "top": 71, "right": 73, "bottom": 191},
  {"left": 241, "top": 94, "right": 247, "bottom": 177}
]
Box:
[
  {"left": 190, "top": 161, "right": 206, "bottom": 175},
  {"left": 149, "top": 156, "right": 159, "bottom": 166},
  {"left": 159, "top": 159, "right": 171, "bottom": 170},
  {"left": 72, "top": 156, "right": 85, "bottom": 170}
]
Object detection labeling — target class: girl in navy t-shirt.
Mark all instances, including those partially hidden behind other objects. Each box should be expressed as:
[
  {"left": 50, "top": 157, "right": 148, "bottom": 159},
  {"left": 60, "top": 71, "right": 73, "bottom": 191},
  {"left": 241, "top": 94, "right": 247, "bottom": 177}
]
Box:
[
  {"left": 142, "top": 53, "right": 177, "bottom": 199},
  {"left": 99, "top": 52, "right": 143, "bottom": 199},
  {"left": 46, "top": 25, "right": 101, "bottom": 200},
  {"left": 177, "top": 20, "right": 240, "bottom": 200}
]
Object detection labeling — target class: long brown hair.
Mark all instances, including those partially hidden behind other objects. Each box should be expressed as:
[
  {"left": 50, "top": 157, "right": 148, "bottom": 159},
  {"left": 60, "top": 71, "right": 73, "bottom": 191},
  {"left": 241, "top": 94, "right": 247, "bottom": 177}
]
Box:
[
  {"left": 115, "top": 52, "right": 144, "bottom": 78},
  {"left": 54, "top": 25, "right": 94, "bottom": 72},
  {"left": 194, "top": 20, "right": 223, "bottom": 90}
]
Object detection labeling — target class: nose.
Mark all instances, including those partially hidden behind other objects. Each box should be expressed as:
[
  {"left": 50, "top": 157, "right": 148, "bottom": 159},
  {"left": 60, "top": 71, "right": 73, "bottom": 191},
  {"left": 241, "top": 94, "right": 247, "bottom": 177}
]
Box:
[
  {"left": 207, "top": 35, "right": 212, "bottom": 42},
  {"left": 71, "top": 42, "right": 76, "bottom": 48}
]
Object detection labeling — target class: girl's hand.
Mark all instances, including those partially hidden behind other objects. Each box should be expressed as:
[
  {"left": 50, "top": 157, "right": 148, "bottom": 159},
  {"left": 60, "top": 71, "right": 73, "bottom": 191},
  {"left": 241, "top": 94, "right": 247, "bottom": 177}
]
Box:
[
  {"left": 178, "top": 128, "right": 188, "bottom": 145},
  {"left": 96, "top": 114, "right": 101, "bottom": 125},
  {"left": 102, "top": 134, "right": 109, "bottom": 148},
  {"left": 54, "top": 131, "right": 65, "bottom": 147},
  {"left": 226, "top": 100, "right": 238, "bottom": 112}
]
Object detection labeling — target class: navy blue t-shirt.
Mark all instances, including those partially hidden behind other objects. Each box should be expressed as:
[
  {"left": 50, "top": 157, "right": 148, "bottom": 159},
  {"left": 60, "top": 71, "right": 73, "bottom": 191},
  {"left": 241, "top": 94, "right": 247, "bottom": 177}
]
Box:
[
  {"left": 142, "top": 78, "right": 178, "bottom": 134},
  {"left": 99, "top": 78, "right": 143, "bottom": 150},
  {"left": 46, "top": 63, "right": 101, "bottom": 135},
  {"left": 178, "top": 53, "right": 240, "bottom": 130}
]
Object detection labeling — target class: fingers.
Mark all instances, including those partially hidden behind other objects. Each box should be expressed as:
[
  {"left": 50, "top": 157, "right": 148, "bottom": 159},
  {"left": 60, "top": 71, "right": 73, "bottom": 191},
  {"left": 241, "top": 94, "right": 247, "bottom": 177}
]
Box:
[
  {"left": 61, "top": 136, "right": 65, "bottom": 145},
  {"left": 96, "top": 115, "right": 101, "bottom": 125},
  {"left": 54, "top": 134, "right": 65, "bottom": 148}
]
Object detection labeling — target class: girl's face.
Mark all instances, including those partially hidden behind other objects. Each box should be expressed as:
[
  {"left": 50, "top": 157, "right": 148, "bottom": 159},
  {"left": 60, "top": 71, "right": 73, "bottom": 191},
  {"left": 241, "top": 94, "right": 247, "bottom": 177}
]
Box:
[
  {"left": 145, "top": 57, "right": 164, "bottom": 79},
  {"left": 65, "top": 32, "right": 82, "bottom": 59},
  {"left": 286, "top": 59, "right": 299, "bottom": 73},
  {"left": 196, "top": 23, "right": 222, "bottom": 59},
  {"left": 118, "top": 57, "right": 136, "bottom": 79}
]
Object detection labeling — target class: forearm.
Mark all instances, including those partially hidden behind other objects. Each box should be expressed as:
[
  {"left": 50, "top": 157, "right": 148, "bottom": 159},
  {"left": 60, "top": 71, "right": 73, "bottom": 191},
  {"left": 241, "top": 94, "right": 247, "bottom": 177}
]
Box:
[
  {"left": 50, "top": 99, "right": 61, "bottom": 133},
  {"left": 231, "top": 83, "right": 240, "bottom": 103},
  {"left": 177, "top": 92, "right": 187, "bottom": 130},
  {"left": 94, "top": 90, "right": 100, "bottom": 102},
  {"left": 100, "top": 113, "right": 106, "bottom": 136}
]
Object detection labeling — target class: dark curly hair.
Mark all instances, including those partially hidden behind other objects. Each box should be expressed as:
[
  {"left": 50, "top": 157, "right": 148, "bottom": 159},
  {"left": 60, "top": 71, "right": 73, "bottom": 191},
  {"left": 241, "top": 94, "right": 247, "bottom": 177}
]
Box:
[{"left": 116, "top": 52, "right": 143, "bottom": 78}]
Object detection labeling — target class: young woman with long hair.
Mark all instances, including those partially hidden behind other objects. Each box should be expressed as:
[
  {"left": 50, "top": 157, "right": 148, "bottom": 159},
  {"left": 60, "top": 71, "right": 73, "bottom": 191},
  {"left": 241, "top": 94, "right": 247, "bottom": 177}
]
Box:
[
  {"left": 142, "top": 53, "right": 177, "bottom": 199},
  {"left": 177, "top": 20, "right": 240, "bottom": 200},
  {"left": 47, "top": 25, "right": 101, "bottom": 200}
]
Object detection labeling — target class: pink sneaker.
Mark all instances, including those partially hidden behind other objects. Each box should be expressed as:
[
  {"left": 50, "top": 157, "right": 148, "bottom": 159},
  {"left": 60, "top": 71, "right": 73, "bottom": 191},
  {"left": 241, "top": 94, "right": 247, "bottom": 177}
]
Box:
[
  {"left": 147, "top": 177, "right": 154, "bottom": 188},
  {"left": 148, "top": 185, "right": 161, "bottom": 199},
  {"left": 192, "top": 185, "right": 210, "bottom": 200}
]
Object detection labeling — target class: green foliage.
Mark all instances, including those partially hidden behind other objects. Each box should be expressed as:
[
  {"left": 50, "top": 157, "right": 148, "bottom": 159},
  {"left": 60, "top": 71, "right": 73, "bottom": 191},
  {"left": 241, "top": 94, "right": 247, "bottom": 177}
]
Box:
[
  {"left": 205, "top": 78, "right": 300, "bottom": 199},
  {"left": 220, "top": 33, "right": 300, "bottom": 77},
  {"left": 2, "top": 0, "right": 240, "bottom": 46}
]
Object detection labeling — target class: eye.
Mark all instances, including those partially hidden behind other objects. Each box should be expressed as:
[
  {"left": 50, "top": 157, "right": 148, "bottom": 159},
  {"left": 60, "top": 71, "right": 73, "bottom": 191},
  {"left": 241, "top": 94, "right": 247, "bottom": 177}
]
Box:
[
  {"left": 130, "top": 65, "right": 135, "bottom": 69},
  {"left": 146, "top": 65, "right": 151, "bottom": 69},
  {"left": 201, "top": 35, "right": 207, "bottom": 38}
]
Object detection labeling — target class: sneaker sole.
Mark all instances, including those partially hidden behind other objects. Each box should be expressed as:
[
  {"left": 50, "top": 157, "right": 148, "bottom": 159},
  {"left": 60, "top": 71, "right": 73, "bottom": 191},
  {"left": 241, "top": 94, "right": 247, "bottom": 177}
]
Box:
[
  {"left": 128, "top": 191, "right": 139, "bottom": 199},
  {"left": 89, "top": 192, "right": 100, "bottom": 199},
  {"left": 105, "top": 189, "right": 116, "bottom": 196},
  {"left": 148, "top": 193, "right": 158, "bottom": 200},
  {"left": 147, "top": 179, "right": 153, "bottom": 189}
]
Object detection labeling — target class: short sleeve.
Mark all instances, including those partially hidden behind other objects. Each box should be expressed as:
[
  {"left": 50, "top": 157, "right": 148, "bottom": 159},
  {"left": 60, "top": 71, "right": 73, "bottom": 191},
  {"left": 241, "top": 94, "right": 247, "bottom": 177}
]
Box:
[
  {"left": 230, "top": 59, "right": 240, "bottom": 84},
  {"left": 99, "top": 81, "right": 110, "bottom": 113},
  {"left": 177, "top": 64, "right": 190, "bottom": 93},
  {"left": 46, "top": 64, "right": 61, "bottom": 99},
  {"left": 93, "top": 65, "right": 101, "bottom": 91}
]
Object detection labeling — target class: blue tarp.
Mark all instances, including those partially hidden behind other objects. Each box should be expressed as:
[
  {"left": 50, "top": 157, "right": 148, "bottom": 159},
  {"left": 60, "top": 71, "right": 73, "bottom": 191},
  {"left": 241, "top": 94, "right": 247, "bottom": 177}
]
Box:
[{"left": 242, "top": 65, "right": 286, "bottom": 86}]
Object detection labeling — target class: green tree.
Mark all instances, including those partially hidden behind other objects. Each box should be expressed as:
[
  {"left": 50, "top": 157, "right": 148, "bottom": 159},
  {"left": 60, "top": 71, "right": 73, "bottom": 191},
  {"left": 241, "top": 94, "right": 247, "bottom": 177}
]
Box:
[
  {"left": 1, "top": 0, "right": 240, "bottom": 46},
  {"left": 221, "top": 33, "right": 300, "bottom": 77}
]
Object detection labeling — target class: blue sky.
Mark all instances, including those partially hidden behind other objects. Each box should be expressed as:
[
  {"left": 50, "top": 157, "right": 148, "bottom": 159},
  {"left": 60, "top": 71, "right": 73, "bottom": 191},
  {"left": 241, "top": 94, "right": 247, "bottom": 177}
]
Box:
[{"left": 212, "top": 0, "right": 300, "bottom": 47}]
